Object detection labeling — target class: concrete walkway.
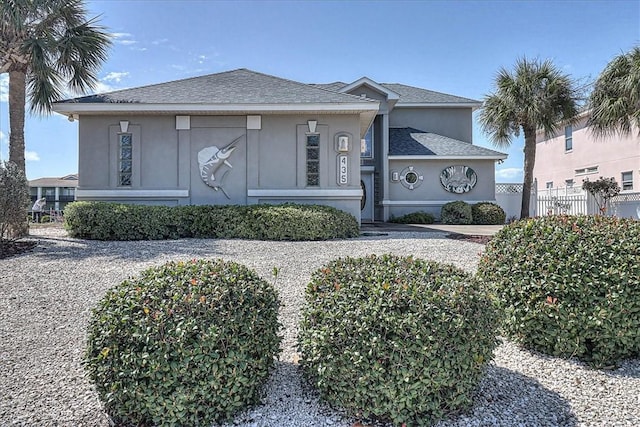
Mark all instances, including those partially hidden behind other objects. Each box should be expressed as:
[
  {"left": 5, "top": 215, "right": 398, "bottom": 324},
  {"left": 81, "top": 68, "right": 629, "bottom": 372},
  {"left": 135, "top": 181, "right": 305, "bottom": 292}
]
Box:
[{"left": 361, "top": 222, "right": 503, "bottom": 236}]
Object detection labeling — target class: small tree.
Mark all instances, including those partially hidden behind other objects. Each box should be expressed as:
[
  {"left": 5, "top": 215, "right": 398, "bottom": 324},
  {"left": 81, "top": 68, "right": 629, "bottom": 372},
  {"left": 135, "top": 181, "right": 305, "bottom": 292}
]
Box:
[
  {"left": 582, "top": 177, "right": 620, "bottom": 215},
  {"left": 0, "top": 161, "right": 30, "bottom": 241}
]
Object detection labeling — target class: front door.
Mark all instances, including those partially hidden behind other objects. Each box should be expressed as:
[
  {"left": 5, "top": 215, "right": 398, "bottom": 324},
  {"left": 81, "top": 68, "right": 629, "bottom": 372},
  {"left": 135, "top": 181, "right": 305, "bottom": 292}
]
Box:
[{"left": 361, "top": 172, "right": 374, "bottom": 222}]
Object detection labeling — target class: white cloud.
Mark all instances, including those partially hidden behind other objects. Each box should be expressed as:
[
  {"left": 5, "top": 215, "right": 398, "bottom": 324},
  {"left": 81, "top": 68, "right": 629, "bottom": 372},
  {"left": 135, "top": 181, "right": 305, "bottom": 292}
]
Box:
[
  {"left": 25, "top": 151, "right": 40, "bottom": 161},
  {"left": 94, "top": 81, "right": 116, "bottom": 94},
  {"left": 0, "top": 74, "right": 8, "bottom": 102},
  {"left": 152, "top": 38, "right": 169, "bottom": 45},
  {"left": 198, "top": 55, "right": 206, "bottom": 64},
  {"left": 0, "top": 130, "right": 6, "bottom": 141},
  {"left": 112, "top": 32, "right": 137, "bottom": 46},
  {"left": 496, "top": 167, "right": 523, "bottom": 180},
  {"left": 103, "top": 72, "right": 129, "bottom": 83}
]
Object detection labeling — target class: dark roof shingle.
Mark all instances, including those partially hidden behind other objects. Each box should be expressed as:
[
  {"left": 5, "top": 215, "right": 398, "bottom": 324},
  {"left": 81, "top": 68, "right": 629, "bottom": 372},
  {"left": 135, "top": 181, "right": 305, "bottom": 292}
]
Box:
[{"left": 389, "top": 128, "right": 506, "bottom": 157}]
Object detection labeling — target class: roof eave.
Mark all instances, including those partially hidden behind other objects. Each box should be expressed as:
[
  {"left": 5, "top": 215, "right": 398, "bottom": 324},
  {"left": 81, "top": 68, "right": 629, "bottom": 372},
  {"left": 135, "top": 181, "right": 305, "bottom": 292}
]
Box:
[
  {"left": 52, "top": 102, "right": 380, "bottom": 115},
  {"left": 388, "top": 155, "right": 507, "bottom": 160},
  {"left": 395, "top": 102, "right": 483, "bottom": 109}
]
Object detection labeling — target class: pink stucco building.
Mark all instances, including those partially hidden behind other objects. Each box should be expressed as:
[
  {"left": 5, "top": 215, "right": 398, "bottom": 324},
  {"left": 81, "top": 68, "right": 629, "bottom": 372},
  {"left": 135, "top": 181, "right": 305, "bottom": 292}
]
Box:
[{"left": 534, "top": 112, "right": 639, "bottom": 192}]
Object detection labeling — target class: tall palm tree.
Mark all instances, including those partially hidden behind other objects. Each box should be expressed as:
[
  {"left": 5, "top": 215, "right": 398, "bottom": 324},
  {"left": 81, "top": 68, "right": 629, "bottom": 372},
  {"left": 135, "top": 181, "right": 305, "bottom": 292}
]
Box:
[
  {"left": 0, "top": 0, "right": 111, "bottom": 173},
  {"left": 479, "top": 58, "right": 581, "bottom": 219},
  {"left": 588, "top": 46, "right": 640, "bottom": 137}
]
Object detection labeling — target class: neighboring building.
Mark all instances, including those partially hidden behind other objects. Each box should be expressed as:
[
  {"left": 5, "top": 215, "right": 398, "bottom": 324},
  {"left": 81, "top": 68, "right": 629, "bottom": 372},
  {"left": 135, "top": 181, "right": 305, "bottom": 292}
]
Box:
[
  {"left": 52, "top": 69, "right": 506, "bottom": 223},
  {"left": 534, "top": 111, "right": 639, "bottom": 192},
  {"left": 28, "top": 174, "right": 78, "bottom": 211}
]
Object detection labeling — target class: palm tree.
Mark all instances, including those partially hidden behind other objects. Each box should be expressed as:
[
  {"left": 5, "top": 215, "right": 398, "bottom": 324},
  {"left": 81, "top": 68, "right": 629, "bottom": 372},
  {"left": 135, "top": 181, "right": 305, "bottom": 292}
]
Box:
[
  {"left": 479, "top": 58, "right": 581, "bottom": 219},
  {"left": 588, "top": 46, "right": 640, "bottom": 137},
  {"left": 0, "top": 0, "right": 111, "bottom": 173}
]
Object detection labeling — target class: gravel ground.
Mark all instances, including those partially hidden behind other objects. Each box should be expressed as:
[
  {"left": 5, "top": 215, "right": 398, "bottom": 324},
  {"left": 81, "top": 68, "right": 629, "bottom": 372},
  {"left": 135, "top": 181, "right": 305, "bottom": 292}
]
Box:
[{"left": 1, "top": 226, "right": 639, "bottom": 427}]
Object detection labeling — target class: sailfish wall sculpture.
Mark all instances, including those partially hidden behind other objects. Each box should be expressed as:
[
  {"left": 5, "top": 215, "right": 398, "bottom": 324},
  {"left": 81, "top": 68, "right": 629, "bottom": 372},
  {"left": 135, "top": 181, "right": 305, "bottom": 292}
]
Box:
[{"left": 197, "top": 135, "right": 243, "bottom": 199}]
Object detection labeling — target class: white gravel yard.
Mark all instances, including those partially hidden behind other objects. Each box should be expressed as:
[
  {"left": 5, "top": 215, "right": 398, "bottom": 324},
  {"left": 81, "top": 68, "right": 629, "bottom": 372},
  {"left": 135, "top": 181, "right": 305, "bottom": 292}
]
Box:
[{"left": 1, "top": 226, "right": 639, "bottom": 427}]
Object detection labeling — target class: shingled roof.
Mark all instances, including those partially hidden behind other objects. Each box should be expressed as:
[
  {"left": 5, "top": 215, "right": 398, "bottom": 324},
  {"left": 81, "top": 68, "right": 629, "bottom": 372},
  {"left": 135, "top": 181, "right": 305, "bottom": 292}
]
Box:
[
  {"left": 389, "top": 128, "right": 506, "bottom": 158},
  {"left": 58, "top": 69, "right": 377, "bottom": 105}
]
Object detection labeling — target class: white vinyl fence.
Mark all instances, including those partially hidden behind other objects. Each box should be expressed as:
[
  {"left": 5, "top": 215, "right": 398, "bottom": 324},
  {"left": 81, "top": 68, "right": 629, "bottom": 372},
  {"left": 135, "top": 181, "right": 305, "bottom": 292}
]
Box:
[{"left": 495, "top": 182, "right": 640, "bottom": 220}]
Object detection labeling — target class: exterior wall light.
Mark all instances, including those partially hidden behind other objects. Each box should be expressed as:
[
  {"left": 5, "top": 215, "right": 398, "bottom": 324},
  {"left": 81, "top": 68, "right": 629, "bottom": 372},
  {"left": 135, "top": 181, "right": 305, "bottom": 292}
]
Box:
[
  {"left": 307, "top": 120, "right": 318, "bottom": 133},
  {"left": 338, "top": 135, "right": 349, "bottom": 152}
]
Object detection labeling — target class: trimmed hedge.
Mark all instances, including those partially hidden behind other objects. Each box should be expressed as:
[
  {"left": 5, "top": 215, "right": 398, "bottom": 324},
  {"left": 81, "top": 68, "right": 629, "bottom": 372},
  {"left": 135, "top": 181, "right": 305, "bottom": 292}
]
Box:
[
  {"left": 440, "top": 201, "right": 472, "bottom": 225},
  {"left": 299, "top": 255, "right": 498, "bottom": 426},
  {"left": 389, "top": 211, "right": 435, "bottom": 224},
  {"left": 85, "top": 259, "right": 281, "bottom": 426},
  {"left": 471, "top": 202, "right": 506, "bottom": 225},
  {"left": 64, "top": 202, "right": 359, "bottom": 241},
  {"left": 477, "top": 215, "right": 640, "bottom": 368}
]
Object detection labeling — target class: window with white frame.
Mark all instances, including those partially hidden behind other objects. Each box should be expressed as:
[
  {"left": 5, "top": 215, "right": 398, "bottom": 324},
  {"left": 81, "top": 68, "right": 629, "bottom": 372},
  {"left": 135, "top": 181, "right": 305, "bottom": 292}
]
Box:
[
  {"left": 361, "top": 125, "right": 373, "bottom": 158},
  {"left": 565, "top": 125, "right": 573, "bottom": 151},
  {"left": 118, "top": 133, "right": 133, "bottom": 186},
  {"left": 306, "top": 134, "right": 320, "bottom": 186},
  {"left": 546, "top": 181, "right": 553, "bottom": 189},
  {"left": 565, "top": 179, "right": 574, "bottom": 188},
  {"left": 621, "top": 171, "right": 633, "bottom": 190},
  {"left": 575, "top": 166, "right": 598, "bottom": 175}
]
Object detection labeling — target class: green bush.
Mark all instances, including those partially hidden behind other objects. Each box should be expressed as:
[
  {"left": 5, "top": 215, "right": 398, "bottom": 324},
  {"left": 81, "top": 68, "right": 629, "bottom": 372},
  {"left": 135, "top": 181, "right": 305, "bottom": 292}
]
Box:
[
  {"left": 471, "top": 202, "right": 506, "bottom": 225},
  {"left": 299, "top": 255, "right": 498, "bottom": 426},
  {"left": 85, "top": 259, "right": 281, "bottom": 426},
  {"left": 389, "top": 211, "right": 435, "bottom": 224},
  {"left": 0, "top": 161, "right": 29, "bottom": 240},
  {"left": 440, "top": 201, "right": 472, "bottom": 225},
  {"left": 477, "top": 215, "right": 640, "bottom": 368},
  {"left": 64, "top": 202, "right": 359, "bottom": 241}
]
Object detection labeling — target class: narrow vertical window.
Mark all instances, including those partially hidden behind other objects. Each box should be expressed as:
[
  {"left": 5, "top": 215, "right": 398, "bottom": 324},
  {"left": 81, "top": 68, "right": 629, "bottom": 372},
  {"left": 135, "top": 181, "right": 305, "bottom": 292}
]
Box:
[
  {"left": 119, "top": 133, "right": 132, "bottom": 186},
  {"left": 564, "top": 125, "right": 573, "bottom": 151},
  {"left": 361, "top": 126, "right": 373, "bottom": 158},
  {"left": 621, "top": 171, "right": 633, "bottom": 190},
  {"left": 306, "top": 134, "right": 320, "bottom": 186}
]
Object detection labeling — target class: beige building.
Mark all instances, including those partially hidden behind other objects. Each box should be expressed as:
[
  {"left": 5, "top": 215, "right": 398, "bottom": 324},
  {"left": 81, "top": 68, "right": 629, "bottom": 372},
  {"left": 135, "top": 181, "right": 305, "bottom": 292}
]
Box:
[
  {"left": 28, "top": 174, "right": 78, "bottom": 211},
  {"left": 534, "top": 112, "right": 639, "bottom": 192}
]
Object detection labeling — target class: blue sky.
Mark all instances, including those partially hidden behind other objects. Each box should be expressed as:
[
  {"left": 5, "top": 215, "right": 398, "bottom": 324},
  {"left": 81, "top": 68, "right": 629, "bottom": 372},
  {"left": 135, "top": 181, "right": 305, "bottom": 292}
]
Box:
[{"left": 1, "top": 0, "right": 638, "bottom": 181}]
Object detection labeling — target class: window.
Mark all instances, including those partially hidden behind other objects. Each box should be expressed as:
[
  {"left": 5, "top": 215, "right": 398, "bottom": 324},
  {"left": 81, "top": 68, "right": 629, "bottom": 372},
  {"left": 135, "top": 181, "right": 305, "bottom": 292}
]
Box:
[
  {"left": 306, "top": 134, "right": 320, "bottom": 186},
  {"left": 565, "top": 179, "right": 574, "bottom": 188},
  {"left": 361, "top": 126, "right": 373, "bottom": 158},
  {"left": 622, "top": 171, "right": 633, "bottom": 190},
  {"left": 575, "top": 166, "right": 598, "bottom": 175},
  {"left": 565, "top": 125, "right": 573, "bottom": 151},
  {"left": 546, "top": 181, "right": 553, "bottom": 189},
  {"left": 119, "top": 133, "right": 133, "bottom": 186}
]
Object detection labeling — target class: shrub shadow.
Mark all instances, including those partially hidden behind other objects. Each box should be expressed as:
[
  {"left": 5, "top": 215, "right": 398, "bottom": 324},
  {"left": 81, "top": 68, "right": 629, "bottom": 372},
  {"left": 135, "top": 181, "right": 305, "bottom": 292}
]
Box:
[{"left": 436, "top": 365, "right": 578, "bottom": 426}]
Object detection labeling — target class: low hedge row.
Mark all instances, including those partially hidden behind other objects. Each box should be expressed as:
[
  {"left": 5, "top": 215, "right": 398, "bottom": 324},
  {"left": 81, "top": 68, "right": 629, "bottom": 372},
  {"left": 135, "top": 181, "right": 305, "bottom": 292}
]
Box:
[
  {"left": 63, "top": 202, "right": 359, "bottom": 241},
  {"left": 441, "top": 201, "right": 506, "bottom": 225}
]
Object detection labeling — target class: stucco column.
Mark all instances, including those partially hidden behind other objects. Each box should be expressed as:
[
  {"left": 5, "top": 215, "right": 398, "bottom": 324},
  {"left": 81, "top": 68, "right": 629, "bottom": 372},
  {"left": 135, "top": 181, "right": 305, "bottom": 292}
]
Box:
[{"left": 381, "top": 113, "right": 390, "bottom": 221}]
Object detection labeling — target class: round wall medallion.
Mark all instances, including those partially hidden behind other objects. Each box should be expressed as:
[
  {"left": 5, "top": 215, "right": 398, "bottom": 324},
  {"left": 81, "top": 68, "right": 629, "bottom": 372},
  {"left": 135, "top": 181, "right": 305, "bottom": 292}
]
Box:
[
  {"left": 400, "top": 166, "right": 423, "bottom": 190},
  {"left": 440, "top": 165, "right": 478, "bottom": 193}
]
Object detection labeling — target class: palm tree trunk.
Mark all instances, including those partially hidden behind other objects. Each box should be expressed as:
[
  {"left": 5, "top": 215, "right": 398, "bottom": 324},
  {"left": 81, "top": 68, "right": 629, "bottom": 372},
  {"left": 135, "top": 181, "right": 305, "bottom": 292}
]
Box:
[
  {"left": 8, "top": 70, "right": 26, "bottom": 173},
  {"left": 520, "top": 126, "right": 537, "bottom": 219}
]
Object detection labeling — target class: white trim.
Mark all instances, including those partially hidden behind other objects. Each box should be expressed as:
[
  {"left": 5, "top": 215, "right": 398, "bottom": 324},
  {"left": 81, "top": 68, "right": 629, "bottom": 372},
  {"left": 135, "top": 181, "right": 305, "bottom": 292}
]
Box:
[
  {"left": 53, "top": 102, "right": 379, "bottom": 115},
  {"left": 76, "top": 189, "right": 189, "bottom": 198},
  {"left": 389, "top": 155, "right": 507, "bottom": 160},
  {"left": 383, "top": 200, "right": 491, "bottom": 206},
  {"left": 339, "top": 77, "right": 401, "bottom": 101},
  {"left": 248, "top": 189, "right": 362, "bottom": 198}
]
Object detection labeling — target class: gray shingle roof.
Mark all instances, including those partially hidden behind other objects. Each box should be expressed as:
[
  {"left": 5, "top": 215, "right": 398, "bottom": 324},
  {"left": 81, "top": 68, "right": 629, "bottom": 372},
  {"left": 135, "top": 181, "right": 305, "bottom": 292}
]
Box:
[
  {"left": 389, "top": 128, "right": 506, "bottom": 157},
  {"left": 29, "top": 174, "right": 78, "bottom": 188},
  {"left": 381, "top": 83, "right": 480, "bottom": 105},
  {"left": 59, "top": 69, "right": 375, "bottom": 105},
  {"left": 312, "top": 81, "right": 480, "bottom": 105}
]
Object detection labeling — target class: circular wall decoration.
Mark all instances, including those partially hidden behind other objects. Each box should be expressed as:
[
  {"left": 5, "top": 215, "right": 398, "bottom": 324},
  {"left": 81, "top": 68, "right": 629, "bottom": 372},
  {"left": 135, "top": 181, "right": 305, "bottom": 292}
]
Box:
[
  {"left": 440, "top": 165, "right": 478, "bottom": 193},
  {"left": 400, "top": 166, "right": 423, "bottom": 190}
]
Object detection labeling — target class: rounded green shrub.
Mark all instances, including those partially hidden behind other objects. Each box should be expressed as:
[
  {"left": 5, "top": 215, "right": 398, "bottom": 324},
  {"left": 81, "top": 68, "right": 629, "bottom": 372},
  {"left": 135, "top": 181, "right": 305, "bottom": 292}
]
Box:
[
  {"left": 471, "top": 202, "right": 506, "bottom": 225},
  {"left": 477, "top": 215, "right": 640, "bottom": 368},
  {"left": 85, "top": 259, "right": 281, "bottom": 426},
  {"left": 440, "top": 201, "right": 472, "bottom": 224},
  {"left": 389, "top": 211, "right": 435, "bottom": 224},
  {"left": 299, "top": 255, "right": 498, "bottom": 426}
]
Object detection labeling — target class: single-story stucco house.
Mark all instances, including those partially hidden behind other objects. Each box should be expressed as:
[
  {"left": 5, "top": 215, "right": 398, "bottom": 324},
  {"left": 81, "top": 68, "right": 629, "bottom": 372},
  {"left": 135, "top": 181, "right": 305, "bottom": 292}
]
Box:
[{"left": 52, "top": 68, "right": 506, "bottom": 223}]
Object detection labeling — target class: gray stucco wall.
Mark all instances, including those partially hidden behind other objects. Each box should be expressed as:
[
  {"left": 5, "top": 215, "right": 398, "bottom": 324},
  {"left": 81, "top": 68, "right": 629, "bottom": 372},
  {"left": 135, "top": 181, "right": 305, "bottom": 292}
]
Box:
[
  {"left": 76, "top": 113, "right": 363, "bottom": 221},
  {"left": 387, "top": 158, "right": 497, "bottom": 219},
  {"left": 389, "top": 107, "right": 474, "bottom": 142}
]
